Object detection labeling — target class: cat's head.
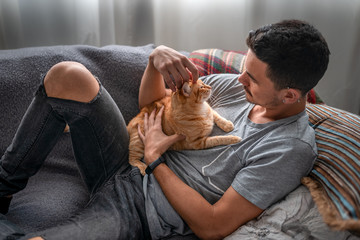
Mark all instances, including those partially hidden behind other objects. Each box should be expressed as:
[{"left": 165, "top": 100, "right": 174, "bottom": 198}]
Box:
[{"left": 179, "top": 79, "right": 212, "bottom": 103}]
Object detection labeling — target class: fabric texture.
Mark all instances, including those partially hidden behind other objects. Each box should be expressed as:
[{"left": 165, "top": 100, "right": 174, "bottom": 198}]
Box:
[
  {"left": 226, "top": 186, "right": 357, "bottom": 240},
  {"left": 188, "top": 48, "right": 324, "bottom": 104},
  {"left": 302, "top": 104, "right": 360, "bottom": 234}
]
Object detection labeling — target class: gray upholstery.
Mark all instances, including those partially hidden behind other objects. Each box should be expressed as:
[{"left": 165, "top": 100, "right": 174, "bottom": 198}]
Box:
[{"left": 0, "top": 44, "right": 157, "bottom": 231}]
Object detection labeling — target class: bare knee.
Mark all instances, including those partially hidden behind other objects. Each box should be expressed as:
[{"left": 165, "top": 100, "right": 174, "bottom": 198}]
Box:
[{"left": 44, "top": 61, "right": 99, "bottom": 103}]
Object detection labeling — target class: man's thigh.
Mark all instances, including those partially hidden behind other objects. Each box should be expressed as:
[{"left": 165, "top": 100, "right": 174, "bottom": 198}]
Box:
[
  {"left": 31, "top": 167, "right": 150, "bottom": 240},
  {"left": 48, "top": 81, "right": 131, "bottom": 195}
]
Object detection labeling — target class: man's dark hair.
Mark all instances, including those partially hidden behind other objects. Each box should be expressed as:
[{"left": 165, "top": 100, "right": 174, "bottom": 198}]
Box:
[{"left": 246, "top": 19, "right": 330, "bottom": 96}]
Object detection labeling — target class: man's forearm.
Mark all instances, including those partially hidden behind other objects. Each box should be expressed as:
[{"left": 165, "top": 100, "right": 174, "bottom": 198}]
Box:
[
  {"left": 138, "top": 59, "right": 167, "bottom": 109},
  {"left": 152, "top": 164, "right": 225, "bottom": 239}
]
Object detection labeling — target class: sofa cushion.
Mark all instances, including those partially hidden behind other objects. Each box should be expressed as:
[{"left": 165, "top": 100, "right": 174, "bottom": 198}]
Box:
[
  {"left": 303, "top": 104, "right": 360, "bottom": 234},
  {"left": 189, "top": 48, "right": 323, "bottom": 104}
]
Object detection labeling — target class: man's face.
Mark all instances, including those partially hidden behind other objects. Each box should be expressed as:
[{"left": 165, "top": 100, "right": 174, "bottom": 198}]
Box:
[{"left": 238, "top": 49, "right": 282, "bottom": 108}]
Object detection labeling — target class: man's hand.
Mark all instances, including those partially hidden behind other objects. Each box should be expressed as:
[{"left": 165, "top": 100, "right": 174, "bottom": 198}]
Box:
[
  {"left": 149, "top": 45, "right": 199, "bottom": 92},
  {"left": 138, "top": 45, "right": 198, "bottom": 108},
  {"left": 137, "top": 106, "right": 185, "bottom": 164}
]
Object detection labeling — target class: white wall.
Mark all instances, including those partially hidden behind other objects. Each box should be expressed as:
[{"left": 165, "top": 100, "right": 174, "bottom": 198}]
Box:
[
  {"left": 152, "top": 0, "right": 360, "bottom": 115},
  {"left": 0, "top": 0, "right": 359, "bottom": 114}
]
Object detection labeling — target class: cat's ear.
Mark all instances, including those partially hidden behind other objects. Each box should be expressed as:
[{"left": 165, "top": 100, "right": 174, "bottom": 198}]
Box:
[{"left": 182, "top": 82, "right": 191, "bottom": 97}]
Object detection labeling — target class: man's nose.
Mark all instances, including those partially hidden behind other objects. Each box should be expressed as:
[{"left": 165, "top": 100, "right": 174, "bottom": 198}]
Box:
[{"left": 238, "top": 72, "right": 248, "bottom": 86}]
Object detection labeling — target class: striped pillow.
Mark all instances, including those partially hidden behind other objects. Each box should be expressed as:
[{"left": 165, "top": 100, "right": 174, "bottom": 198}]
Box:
[
  {"left": 303, "top": 104, "right": 360, "bottom": 233},
  {"left": 189, "top": 48, "right": 323, "bottom": 104}
]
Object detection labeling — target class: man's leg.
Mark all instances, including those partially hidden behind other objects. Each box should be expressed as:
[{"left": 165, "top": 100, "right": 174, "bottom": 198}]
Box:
[
  {"left": 42, "top": 61, "right": 131, "bottom": 194},
  {"left": 0, "top": 61, "right": 124, "bottom": 197},
  {"left": 0, "top": 71, "right": 67, "bottom": 197},
  {"left": 27, "top": 167, "right": 150, "bottom": 240},
  {"left": 1, "top": 62, "right": 148, "bottom": 239},
  {"left": 37, "top": 62, "right": 149, "bottom": 239},
  {"left": 0, "top": 64, "right": 70, "bottom": 237}
]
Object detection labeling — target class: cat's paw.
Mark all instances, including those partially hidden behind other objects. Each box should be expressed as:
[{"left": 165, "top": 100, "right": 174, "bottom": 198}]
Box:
[
  {"left": 221, "top": 120, "right": 234, "bottom": 132},
  {"left": 229, "top": 135, "right": 241, "bottom": 144},
  {"left": 130, "top": 161, "right": 147, "bottom": 176},
  {"left": 138, "top": 165, "right": 147, "bottom": 176}
]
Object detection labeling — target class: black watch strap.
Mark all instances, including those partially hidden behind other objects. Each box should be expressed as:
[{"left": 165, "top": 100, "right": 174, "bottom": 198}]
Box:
[{"left": 145, "top": 157, "right": 164, "bottom": 175}]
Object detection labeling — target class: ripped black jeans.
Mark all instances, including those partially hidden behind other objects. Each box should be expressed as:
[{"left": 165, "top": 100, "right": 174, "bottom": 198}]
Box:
[{"left": 0, "top": 79, "right": 150, "bottom": 239}]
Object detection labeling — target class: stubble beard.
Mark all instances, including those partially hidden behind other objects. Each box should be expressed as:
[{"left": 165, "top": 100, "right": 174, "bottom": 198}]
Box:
[{"left": 244, "top": 88, "right": 282, "bottom": 108}]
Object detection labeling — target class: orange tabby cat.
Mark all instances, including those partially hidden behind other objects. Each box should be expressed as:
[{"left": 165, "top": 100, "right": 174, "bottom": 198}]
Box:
[{"left": 127, "top": 79, "right": 241, "bottom": 175}]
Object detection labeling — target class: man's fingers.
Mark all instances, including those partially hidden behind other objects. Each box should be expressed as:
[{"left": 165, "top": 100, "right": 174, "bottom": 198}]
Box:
[
  {"left": 183, "top": 59, "right": 199, "bottom": 83},
  {"left": 163, "top": 58, "right": 198, "bottom": 91},
  {"left": 143, "top": 112, "right": 149, "bottom": 133},
  {"left": 155, "top": 106, "right": 164, "bottom": 124},
  {"left": 167, "top": 65, "right": 184, "bottom": 90},
  {"left": 152, "top": 45, "right": 199, "bottom": 89},
  {"left": 162, "top": 72, "right": 176, "bottom": 92},
  {"left": 144, "top": 107, "right": 163, "bottom": 133},
  {"left": 137, "top": 124, "right": 145, "bottom": 142},
  {"left": 149, "top": 108, "right": 156, "bottom": 126}
]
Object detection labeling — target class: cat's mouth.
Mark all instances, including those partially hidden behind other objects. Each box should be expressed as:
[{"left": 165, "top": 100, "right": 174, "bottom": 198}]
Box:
[{"left": 202, "top": 91, "right": 211, "bottom": 101}]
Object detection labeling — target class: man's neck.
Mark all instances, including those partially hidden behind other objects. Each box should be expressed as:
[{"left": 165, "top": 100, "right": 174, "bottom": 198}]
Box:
[{"left": 248, "top": 102, "right": 305, "bottom": 124}]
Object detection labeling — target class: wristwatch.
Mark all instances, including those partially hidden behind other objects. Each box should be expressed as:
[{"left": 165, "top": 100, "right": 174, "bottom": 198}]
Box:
[{"left": 145, "top": 157, "right": 165, "bottom": 175}]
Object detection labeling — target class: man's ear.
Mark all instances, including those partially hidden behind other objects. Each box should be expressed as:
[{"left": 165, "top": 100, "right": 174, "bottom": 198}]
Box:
[
  {"left": 182, "top": 82, "right": 191, "bottom": 97},
  {"left": 283, "top": 88, "right": 302, "bottom": 104}
]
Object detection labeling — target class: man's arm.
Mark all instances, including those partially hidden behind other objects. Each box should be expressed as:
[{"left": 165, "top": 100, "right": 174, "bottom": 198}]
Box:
[
  {"left": 138, "top": 45, "right": 198, "bottom": 109},
  {"left": 153, "top": 165, "right": 263, "bottom": 239},
  {"left": 138, "top": 108, "right": 263, "bottom": 239}
]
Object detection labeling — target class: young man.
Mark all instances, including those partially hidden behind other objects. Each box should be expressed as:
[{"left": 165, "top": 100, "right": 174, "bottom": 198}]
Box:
[{"left": 0, "top": 19, "right": 329, "bottom": 239}]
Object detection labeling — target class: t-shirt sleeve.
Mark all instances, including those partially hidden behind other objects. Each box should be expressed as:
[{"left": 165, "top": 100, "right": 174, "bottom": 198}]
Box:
[{"left": 231, "top": 137, "right": 316, "bottom": 210}]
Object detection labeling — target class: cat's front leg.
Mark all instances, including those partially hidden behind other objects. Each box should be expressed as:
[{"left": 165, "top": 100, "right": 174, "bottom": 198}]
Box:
[
  {"left": 205, "top": 135, "right": 241, "bottom": 148},
  {"left": 129, "top": 151, "right": 147, "bottom": 175},
  {"left": 213, "top": 110, "right": 234, "bottom": 132},
  {"left": 130, "top": 160, "right": 147, "bottom": 176},
  {"left": 192, "top": 135, "right": 241, "bottom": 149}
]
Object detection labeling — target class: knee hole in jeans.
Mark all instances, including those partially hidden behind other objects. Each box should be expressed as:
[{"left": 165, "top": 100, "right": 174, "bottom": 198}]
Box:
[{"left": 44, "top": 61, "right": 100, "bottom": 103}]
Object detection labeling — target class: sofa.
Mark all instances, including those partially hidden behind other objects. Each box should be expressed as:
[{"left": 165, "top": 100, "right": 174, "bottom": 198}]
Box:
[{"left": 0, "top": 44, "right": 359, "bottom": 239}]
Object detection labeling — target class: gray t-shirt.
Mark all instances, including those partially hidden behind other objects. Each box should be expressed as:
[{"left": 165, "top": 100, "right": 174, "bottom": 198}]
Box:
[{"left": 143, "top": 74, "right": 317, "bottom": 239}]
